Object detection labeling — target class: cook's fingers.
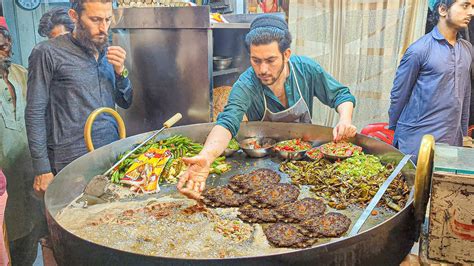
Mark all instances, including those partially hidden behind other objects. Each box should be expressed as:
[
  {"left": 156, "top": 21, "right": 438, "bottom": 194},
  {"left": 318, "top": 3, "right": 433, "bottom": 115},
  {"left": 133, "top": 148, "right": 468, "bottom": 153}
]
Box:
[
  {"left": 199, "top": 181, "right": 206, "bottom": 192},
  {"left": 342, "top": 126, "right": 356, "bottom": 139},
  {"left": 179, "top": 187, "right": 193, "bottom": 199},
  {"left": 340, "top": 127, "right": 349, "bottom": 140},
  {"left": 192, "top": 171, "right": 208, "bottom": 183},
  {"left": 187, "top": 180, "right": 195, "bottom": 190},
  {"left": 335, "top": 126, "right": 343, "bottom": 142},
  {"left": 182, "top": 156, "right": 201, "bottom": 166},
  {"left": 177, "top": 171, "right": 189, "bottom": 189},
  {"left": 341, "top": 125, "right": 351, "bottom": 140},
  {"left": 193, "top": 181, "right": 201, "bottom": 192},
  {"left": 332, "top": 127, "right": 338, "bottom": 142},
  {"left": 179, "top": 187, "right": 202, "bottom": 200},
  {"left": 349, "top": 126, "right": 357, "bottom": 137}
]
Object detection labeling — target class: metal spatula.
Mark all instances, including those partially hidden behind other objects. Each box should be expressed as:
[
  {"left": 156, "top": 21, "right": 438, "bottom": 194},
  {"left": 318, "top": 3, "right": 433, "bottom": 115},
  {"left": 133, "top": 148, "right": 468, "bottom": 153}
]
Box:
[{"left": 347, "top": 154, "right": 412, "bottom": 236}]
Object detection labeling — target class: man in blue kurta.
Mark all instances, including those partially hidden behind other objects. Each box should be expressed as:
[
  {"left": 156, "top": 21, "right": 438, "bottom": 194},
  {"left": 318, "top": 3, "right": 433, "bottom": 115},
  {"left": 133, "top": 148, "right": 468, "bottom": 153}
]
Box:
[
  {"left": 389, "top": 0, "right": 473, "bottom": 161},
  {"left": 178, "top": 15, "right": 357, "bottom": 199}
]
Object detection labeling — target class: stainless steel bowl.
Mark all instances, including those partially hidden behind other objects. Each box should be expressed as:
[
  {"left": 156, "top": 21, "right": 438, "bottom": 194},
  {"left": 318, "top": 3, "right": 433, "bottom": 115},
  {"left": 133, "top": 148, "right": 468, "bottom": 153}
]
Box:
[
  {"left": 222, "top": 148, "right": 238, "bottom": 157},
  {"left": 320, "top": 151, "right": 351, "bottom": 161},
  {"left": 275, "top": 149, "right": 308, "bottom": 160},
  {"left": 274, "top": 140, "right": 312, "bottom": 160},
  {"left": 239, "top": 137, "right": 276, "bottom": 158},
  {"left": 319, "top": 142, "right": 363, "bottom": 161},
  {"left": 213, "top": 56, "right": 233, "bottom": 70},
  {"left": 232, "top": 55, "right": 243, "bottom": 67}
]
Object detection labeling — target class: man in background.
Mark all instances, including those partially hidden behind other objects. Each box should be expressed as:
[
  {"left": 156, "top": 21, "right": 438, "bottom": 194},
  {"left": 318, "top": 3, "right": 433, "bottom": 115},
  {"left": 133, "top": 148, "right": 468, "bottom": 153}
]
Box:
[
  {"left": 38, "top": 7, "right": 74, "bottom": 39},
  {"left": 26, "top": 0, "right": 133, "bottom": 196},
  {"left": 426, "top": 1, "right": 474, "bottom": 133},
  {"left": 0, "top": 17, "right": 41, "bottom": 266},
  {"left": 468, "top": 19, "right": 474, "bottom": 129},
  {"left": 389, "top": 0, "right": 473, "bottom": 160}
]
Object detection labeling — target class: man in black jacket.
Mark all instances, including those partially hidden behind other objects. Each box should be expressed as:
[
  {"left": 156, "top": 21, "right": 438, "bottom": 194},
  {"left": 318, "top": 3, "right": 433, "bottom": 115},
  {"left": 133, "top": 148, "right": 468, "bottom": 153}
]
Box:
[{"left": 26, "top": 0, "right": 133, "bottom": 196}]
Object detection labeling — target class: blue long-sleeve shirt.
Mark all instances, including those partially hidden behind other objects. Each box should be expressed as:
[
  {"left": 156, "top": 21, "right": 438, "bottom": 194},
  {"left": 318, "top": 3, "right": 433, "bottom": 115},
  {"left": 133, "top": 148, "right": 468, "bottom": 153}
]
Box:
[
  {"left": 389, "top": 27, "right": 472, "bottom": 158},
  {"left": 26, "top": 34, "right": 133, "bottom": 175}
]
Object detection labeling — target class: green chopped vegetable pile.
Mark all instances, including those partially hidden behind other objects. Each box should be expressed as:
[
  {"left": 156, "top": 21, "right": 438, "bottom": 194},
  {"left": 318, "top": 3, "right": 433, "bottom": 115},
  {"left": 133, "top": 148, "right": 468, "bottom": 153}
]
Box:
[
  {"left": 227, "top": 138, "right": 239, "bottom": 150},
  {"left": 109, "top": 135, "right": 231, "bottom": 184},
  {"left": 280, "top": 153, "right": 409, "bottom": 211}
]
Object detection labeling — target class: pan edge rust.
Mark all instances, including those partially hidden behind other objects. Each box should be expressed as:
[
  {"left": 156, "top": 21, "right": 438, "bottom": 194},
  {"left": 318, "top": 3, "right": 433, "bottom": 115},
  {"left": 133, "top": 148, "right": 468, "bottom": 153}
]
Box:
[{"left": 45, "top": 122, "right": 417, "bottom": 265}]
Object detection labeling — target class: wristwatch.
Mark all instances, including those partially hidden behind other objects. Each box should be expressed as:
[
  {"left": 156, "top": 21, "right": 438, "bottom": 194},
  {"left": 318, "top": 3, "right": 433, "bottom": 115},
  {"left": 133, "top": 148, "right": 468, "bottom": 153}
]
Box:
[{"left": 116, "top": 67, "right": 129, "bottom": 79}]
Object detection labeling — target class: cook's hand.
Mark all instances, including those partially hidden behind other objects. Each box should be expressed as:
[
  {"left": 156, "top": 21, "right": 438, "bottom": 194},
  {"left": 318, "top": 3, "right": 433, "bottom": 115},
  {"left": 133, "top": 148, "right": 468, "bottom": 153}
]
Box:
[
  {"left": 33, "top": 172, "right": 54, "bottom": 197},
  {"left": 333, "top": 119, "right": 357, "bottom": 142},
  {"left": 177, "top": 155, "right": 211, "bottom": 200},
  {"left": 106, "top": 46, "right": 127, "bottom": 75}
]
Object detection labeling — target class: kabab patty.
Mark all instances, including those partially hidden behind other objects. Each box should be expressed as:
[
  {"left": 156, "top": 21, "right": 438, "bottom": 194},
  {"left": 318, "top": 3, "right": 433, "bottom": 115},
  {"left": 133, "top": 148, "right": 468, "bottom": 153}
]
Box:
[
  {"left": 228, "top": 169, "right": 281, "bottom": 193},
  {"left": 300, "top": 212, "right": 351, "bottom": 237},
  {"left": 276, "top": 198, "right": 326, "bottom": 223},
  {"left": 263, "top": 223, "right": 316, "bottom": 248},
  {"left": 238, "top": 204, "right": 278, "bottom": 223},
  {"left": 202, "top": 186, "right": 248, "bottom": 207},
  {"left": 248, "top": 183, "right": 299, "bottom": 208}
]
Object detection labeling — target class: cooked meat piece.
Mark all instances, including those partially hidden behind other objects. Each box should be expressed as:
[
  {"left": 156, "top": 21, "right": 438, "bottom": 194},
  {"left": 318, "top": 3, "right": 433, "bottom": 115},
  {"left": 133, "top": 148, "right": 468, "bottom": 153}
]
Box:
[
  {"left": 263, "top": 223, "right": 316, "bottom": 248},
  {"left": 300, "top": 212, "right": 351, "bottom": 237},
  {"left": 238, "top": 204, "right": 278, "bottom": 223},
  {"left": 248, "top": 183, "right": 299, "bottom": 208},
  {"left": 202, "top": 186, "right": 248, "bottom": 208},
  {"left": 228, "top": 169, "right": 280, "bottom": 193},
  {"left": 227, "top": 174, "right": 249, "bottom": 193},
  {"left": 276, "top": 198, "right": 326, "bottom": 223},
  {"left": 181, "top": 204, "right": 208, "bottom": 215}
]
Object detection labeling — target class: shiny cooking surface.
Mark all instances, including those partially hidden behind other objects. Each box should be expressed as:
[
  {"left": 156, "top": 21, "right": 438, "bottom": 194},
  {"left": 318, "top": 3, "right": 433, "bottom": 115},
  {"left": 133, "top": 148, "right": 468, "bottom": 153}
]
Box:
[
  {"left": 45, "top": 122, "right": 416, "bottom": 260},
  {"left": 55, "top": 150, "right": 398, "bottom": 259}
]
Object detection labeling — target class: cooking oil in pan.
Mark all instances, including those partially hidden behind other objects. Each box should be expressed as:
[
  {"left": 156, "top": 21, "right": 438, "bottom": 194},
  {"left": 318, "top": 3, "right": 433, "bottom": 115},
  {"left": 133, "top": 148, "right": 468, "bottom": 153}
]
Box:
[
  {"left": 57, "top": 191, "right": 396, "bottom": 259},
  {"left": 57, "top": 153, "right": 400, "bottom": 259},
  {"left": 57, "top": 196, "right": 291, "bottom": 259}
]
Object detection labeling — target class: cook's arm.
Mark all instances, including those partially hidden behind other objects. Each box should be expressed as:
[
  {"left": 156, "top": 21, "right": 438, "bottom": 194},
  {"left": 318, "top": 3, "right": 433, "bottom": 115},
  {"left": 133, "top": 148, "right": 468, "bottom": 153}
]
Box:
[
  {"left": 200, "top": 125, "right": 232, "bottom": 163},
  {"left": 336, "top": 101, "right": 354, "bottom": 123},
  {"left": 177, "top": 125, "right": 231, "bottom": 199},
  {"left": 306, "top": 60, "right": 356, "bottom": 140},
  {"left": 309, "top": 61, "right": 356, "bottom": 112},
  {"left": 178, "top": 81, "right": 251, "bottom": 199},
  {"left": 201, "top": 81, "right": 252, "bottom": 159}
]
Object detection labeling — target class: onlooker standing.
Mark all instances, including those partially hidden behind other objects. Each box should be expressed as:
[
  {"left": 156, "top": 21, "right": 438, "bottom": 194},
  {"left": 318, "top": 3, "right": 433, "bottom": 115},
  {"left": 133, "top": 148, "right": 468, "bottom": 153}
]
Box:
[
  {"left": 26, "top": 0, "right": 133, "bottom": 195},
  {"left": 0, "top": 18, "right": 41, "bottom": 266},
  {"left": 0, "top": 169, "right": 8, "bottom": 266},
  {"left": 468, "top": 19, "right": 474, "bottom": 128},
  {"left": 38, "top": 7, "right": 74, "bottom": 39},
  {"left": 389, "top": 0, "right": 473, "bottom": 160}
]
